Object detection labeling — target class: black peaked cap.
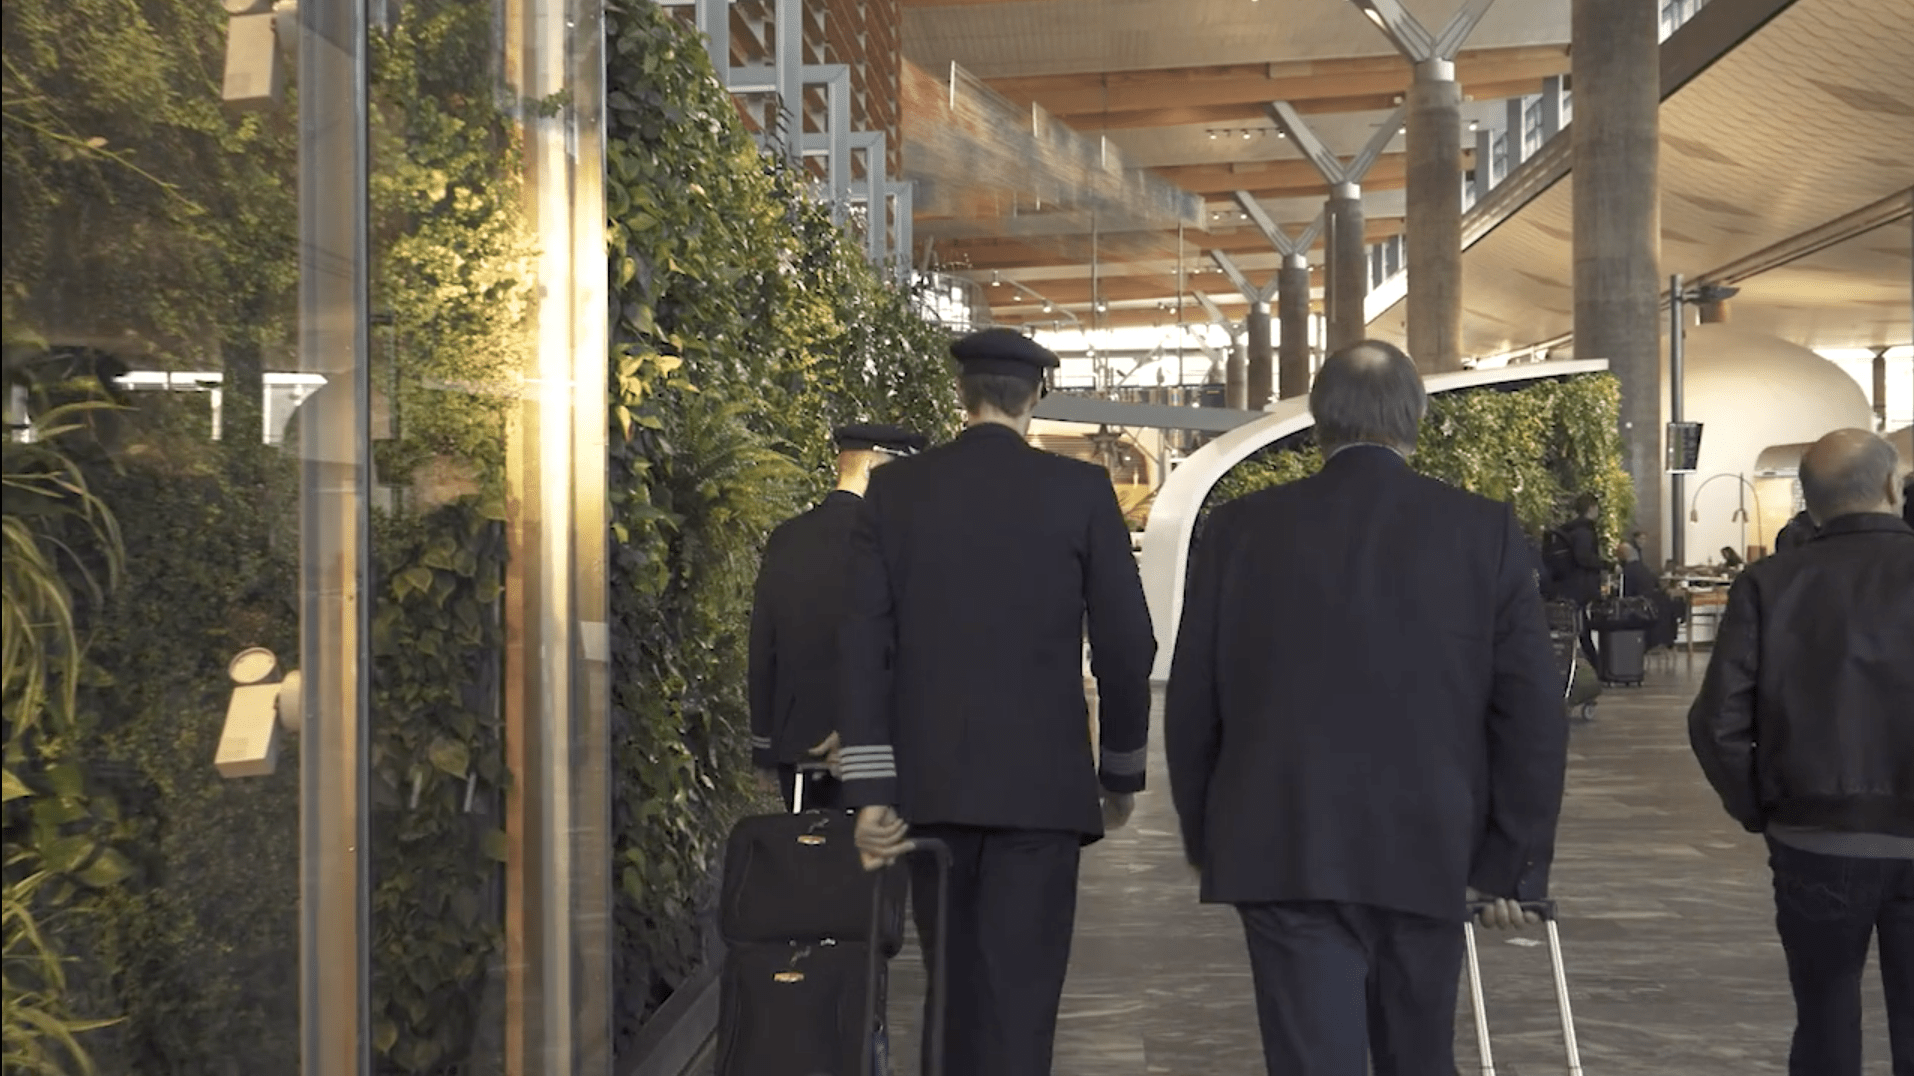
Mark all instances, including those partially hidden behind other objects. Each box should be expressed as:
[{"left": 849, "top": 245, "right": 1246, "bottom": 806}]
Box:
[
  {"left": 949, "top": 327, "right": 1059, "bottom": 384},
  {"left": 833, "top": 423, "right": 928, "bottom": 455}
]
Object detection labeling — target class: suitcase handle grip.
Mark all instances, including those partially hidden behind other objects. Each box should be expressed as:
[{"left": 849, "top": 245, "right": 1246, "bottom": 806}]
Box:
[{"left": 1465, "top": 897, "right": 1558, "bottom": 922}]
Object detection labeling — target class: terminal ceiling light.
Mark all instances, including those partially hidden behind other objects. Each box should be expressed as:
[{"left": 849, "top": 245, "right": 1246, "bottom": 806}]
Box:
[{"left": 1206, "top": 127, "right": 1283, "bottom": 141}]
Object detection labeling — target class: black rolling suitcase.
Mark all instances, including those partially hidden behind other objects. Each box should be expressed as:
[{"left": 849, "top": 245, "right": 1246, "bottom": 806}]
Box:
[
  {"left": 1587, "top": 576, "right": 1656, "bottom": 687},
  {"left": 714, "top": 776, "right": 949, "bottom": 1076},
  {"left": 1463, "top": 899, "right": 1585, "bottom": 1076}
]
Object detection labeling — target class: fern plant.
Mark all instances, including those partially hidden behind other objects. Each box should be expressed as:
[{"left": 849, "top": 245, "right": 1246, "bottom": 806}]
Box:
[{"left": 2, "top": 384, "right": 126, "bottom": 1076}]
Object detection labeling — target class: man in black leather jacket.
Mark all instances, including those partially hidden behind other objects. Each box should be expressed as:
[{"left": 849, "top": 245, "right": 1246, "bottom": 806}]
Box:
[{"left": 1688, "top": 428, "right": 1914, "bottom": 1076}]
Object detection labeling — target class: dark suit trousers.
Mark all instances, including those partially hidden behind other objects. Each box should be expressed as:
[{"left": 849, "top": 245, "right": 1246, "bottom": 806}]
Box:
[
  {"left": 1237, "top": 901, "right": 1465, "bottom": 1076},
  {"left": 909, "top": 825, "right": 1081, "bottom": 1076}
]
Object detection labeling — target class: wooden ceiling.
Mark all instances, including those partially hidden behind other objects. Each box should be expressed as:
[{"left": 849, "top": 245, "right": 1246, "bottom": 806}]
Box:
[{"left": 897, "top": 5, "right": 1571, "bottom": 327}]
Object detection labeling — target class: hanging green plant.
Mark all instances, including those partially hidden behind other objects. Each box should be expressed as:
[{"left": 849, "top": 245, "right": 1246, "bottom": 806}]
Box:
[
  {"left": 2, "top": 378, "right": 129, "bottom": 1076},
  {"left": 1204, "top": 373, "right": 1636, "bottom": 552}
]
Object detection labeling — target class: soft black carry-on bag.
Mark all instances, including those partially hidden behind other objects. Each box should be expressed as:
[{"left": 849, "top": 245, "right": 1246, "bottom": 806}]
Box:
[
  {"left": 720, "top": 770, "right": 907, "bottom": 954},
  {"left": 1462, "top": 899, "right": 1584, "bottom": 1076},
  {"left": 714, "top": 782, "right": 950, "bottom": 1076}
]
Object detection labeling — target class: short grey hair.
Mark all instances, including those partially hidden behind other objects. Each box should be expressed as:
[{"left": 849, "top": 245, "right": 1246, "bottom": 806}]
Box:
[
  {"left": 1309, "top": 340, "right": 1428, "bottom": 452},
  {"left": 1801, "top": 429, "right": 1901, "bottom": 522}
]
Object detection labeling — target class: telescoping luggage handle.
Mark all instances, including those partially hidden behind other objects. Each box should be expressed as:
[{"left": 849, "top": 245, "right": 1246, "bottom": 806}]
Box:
[
  {"left": 789, "top": 762, "right": 831, "bottom": 814},
  {"left": 1463, "top": 899, "right": 1583, "bottom": 1076},
  {"left": 861, "top": 837, "right": 952, "bottom": 1076}
]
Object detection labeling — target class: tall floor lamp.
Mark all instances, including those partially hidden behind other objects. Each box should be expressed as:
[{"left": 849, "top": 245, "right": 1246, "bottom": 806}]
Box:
[{"left": 1688, "top": 472, "right": 1765, "bottom": 561}]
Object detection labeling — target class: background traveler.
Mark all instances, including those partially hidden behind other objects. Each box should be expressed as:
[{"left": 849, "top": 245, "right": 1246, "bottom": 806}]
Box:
[
  {"left": 1773, "top": 507, "right": 1819, "bottom": 553},
  {"left": 1689, "top": 427, "right": 1914, "bottom": 1076}
]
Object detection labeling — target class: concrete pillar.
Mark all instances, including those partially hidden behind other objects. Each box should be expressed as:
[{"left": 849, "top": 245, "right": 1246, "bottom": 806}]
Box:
[
  {"left": 1225, "top": 336, "right": 1248, "bottom": 411},
  {"left": 1246, "top": 303, "right": 1274, "bottom": 410},
  {"left": 1406, "top": 58, "right": 1464, "bottom": 373},
  {"left": 1872, "top": 346, "right": 1889, "bottom": 430},
  {"left": 1277, "top": 255, "right": 1312, "bottom": 399},
  {"left": 1472, "top": 127, "right": 1497, "bottom": 202},
  {"left": 1507, "top": 97, "right": 1529, "bottom": 164},
  {"left": 1573, "top": 0, "right": 1662, "bottom": 554},
  {"left": 1325, "top": 185, "right": 1367, "bottom": 353},
  {"left": 1541, "top": 75, "right": 1567, "bottom": 139}
]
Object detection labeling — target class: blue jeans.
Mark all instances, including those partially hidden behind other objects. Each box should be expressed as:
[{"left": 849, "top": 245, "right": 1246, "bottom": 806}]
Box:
[{"left": 1767, "top": 837, "right": 1914, "bottom": 1075}]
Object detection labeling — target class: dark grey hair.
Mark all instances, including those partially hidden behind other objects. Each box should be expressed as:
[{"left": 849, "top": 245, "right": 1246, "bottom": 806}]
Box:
[
  {"left": 1308, "top": 340, "right": 1427, "bottom": 452},
  {"left": 1802, "top": 430, "right": 1901, "bottom": 522}
]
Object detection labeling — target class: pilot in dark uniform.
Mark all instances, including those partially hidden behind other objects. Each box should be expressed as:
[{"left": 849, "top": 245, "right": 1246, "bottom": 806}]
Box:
[
  {"left": 837, "top": 329, "right": 1156, "bottom": 1076},
  {"left": 748, "top": 423, "right": 927, "bottom": 811}
]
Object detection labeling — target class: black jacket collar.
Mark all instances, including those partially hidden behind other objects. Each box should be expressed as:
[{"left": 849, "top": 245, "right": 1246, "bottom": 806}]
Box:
[
  {"left": 822, "top": 489, "right": 863, "bottom": 507},
  {"left": 960, "top": 422, "right": 1026, "bottom": 443},
  {"left": 1813, "top": 512, "right": 1912, "bottom": 540},
  {"left": 1322, "top": 443, "right": 1411, "bottom": 474}
]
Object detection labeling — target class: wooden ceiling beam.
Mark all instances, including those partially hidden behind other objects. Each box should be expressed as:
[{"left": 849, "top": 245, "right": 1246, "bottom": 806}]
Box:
[
  {"left": 932, "top": 217, "right": 1406, "bottom": 271},
  {"left": 1051, "top": 76, "right": 1563, "bottom": 132},
  {"left": 989, "top": 45, "right": 1568, "bottom": 118}
]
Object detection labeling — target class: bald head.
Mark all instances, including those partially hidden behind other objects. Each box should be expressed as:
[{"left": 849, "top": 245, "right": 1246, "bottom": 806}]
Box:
[
  {"left": 1800, "top": 428, "right": 1903, "bottom": 525},
  {"left": 1309, "top": 340, "right": 1428, "bottom": 453}
]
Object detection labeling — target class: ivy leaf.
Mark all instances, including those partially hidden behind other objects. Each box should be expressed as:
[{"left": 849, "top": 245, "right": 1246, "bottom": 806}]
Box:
[
  {"left": 428, "top": 738, "right": 469, "bottom": 777},
  {"left": 1, "top": 768, "right": 31, "bottom": 803},
  {"left": 400, "top": 565, "right": 435, "bottom": 595},
  {"left": 77, "top": 848, "right": 133, "bottom": 888},
  {"left": 375, "top": 1020, "right": 399, "bottom": 1054},
  {"left": 45, "top": 761, "right": 85, "bottom": 799},
  {"left": 481, "top": 828, "right": 509, "bottom": 862}
]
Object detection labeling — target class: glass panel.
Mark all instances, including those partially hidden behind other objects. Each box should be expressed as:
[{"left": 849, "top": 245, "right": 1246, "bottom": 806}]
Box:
[
  {"left": 4, "top": 1, "right": 307, "bottom": 1072},
  {"left": 362, "top": 0, "right": 609, "bottom": 1071}
]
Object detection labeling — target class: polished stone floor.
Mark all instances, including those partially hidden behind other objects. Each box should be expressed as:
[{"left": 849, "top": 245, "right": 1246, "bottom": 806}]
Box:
[{"left": 866, "top": 659, "right": 1897, "bottom": 1075}]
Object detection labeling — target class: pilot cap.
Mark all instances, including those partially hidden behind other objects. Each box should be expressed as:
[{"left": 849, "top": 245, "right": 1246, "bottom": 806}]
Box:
[
  {"left": 949, "top": 328, "right": 1059, "bottom": 384},
  {"left": 833, "top": 423, "right": 928, "bottom": 456}
]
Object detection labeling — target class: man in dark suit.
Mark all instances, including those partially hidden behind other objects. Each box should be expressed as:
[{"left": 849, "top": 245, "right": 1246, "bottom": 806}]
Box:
[
  {"left": 1166, "top": 340, "right": 1569, "bottom": 1076},
  {"left": 839, "top": 328, "right": 1156, "bottom": 1076},
  {"left": 748, "top": 423, "right": 927, "bottom": 811},
  {"left": 1689, "top": 428, "right": 1913, "bottom": 1075}
]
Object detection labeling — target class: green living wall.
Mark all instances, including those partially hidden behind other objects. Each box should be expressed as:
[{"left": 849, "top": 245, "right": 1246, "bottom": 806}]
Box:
[
  {"left": 599, "top": 0, "right": 959, "bottom": 1045},
  {"left": 7, "top": 0, "right": 960, "bottom": 1071},
  {"left": 1206, "top": 373, "right": 1636, "bottom": 551},
  {"left": 8, "top": 1, "right": 520, "bottom": 1073}
]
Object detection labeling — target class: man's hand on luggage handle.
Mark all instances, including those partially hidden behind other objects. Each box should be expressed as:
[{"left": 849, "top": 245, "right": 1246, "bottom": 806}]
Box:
[
  {"left": 854, "top": 805, "right": 911, "bottom": 871},
  {"left": 1466, "top": 887, "right": 1542, "bottom": 929},
  {"left": 754, "top": 768, "right": 779, "bottom": 797},
  {"left": 1100, "top": 790, "right": 1135, "bottom": 832},
  {"left": 807, "top": 730, "right": 842, "bottom": 779}
]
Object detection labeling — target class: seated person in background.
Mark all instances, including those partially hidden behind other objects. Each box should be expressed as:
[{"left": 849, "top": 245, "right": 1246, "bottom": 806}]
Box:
[{"left": 1774, "top": 508, "right": 1818, "bottom": 553}]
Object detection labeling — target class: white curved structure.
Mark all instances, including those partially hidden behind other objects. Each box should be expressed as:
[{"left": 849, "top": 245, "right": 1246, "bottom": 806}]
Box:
[
  {"left": 1669, "top": 325, "right": 1872, "bottom": 563},
  {"left": 1139, "top": 359, "right": 1611, "bottom": 681}
]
